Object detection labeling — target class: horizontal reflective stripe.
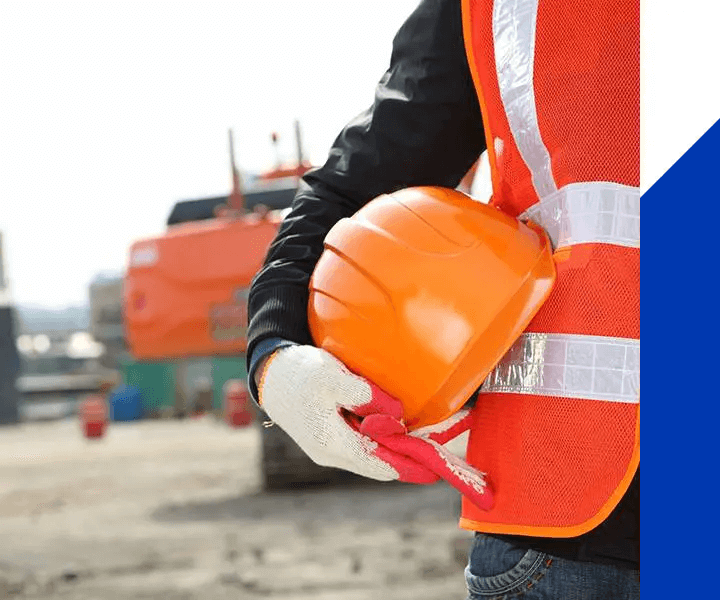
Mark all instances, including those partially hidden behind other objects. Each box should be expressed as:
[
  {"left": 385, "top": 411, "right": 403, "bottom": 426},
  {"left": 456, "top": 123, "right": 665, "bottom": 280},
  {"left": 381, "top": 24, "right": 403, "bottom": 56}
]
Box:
[
  {"left": 480, "top": 333, "right": 639, "bottom": 403},
  {"left": 493, "top": 0, "right": 557, "bottom": 199},
  {"left": 520, "top": 182, "right": 640, "bottom": 249}
]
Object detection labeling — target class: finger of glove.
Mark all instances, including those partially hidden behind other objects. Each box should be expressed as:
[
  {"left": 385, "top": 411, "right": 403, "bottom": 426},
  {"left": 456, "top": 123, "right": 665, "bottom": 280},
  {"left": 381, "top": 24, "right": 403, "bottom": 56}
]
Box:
[
  {"left": 357, "top": 413, "right": 407, "bottom": 437},
  {"left": 410, "top": 407, "right": 474, "bottom": 445},
  {"left": 372, "top": 444, "right": 441, "bottom": 484},
  {"left": 369, "top": 433, "right": 495, "bottom": 511},
  {"left": 338, "top": 380, "right": 404, "bottom": 421},
  {"left": 359, "top": 413, "right": 477, "bottom": 490},
  {"left": 355, "top": 414, "right": 439, "bottom": 483}
]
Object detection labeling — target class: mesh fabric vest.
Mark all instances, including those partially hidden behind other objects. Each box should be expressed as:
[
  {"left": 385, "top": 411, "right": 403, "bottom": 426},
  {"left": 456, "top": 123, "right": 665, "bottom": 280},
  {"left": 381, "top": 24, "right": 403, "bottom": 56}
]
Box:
[{"left": 460, "top": 0, "right": 640, "bottom": 536}]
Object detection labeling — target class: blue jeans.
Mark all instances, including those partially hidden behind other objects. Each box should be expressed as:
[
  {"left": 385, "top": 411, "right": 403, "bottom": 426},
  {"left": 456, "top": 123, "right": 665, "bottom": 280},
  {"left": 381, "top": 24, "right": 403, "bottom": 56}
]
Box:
[{"left": 465, "top": 534, "right": 640, "bottom": 600}]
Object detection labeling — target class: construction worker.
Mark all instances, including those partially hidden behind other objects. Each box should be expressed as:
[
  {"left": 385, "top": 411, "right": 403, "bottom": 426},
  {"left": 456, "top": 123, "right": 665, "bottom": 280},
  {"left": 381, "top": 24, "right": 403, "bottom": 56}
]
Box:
[{"left": 247, "top": 0, "right": 639, "bottom": 598}]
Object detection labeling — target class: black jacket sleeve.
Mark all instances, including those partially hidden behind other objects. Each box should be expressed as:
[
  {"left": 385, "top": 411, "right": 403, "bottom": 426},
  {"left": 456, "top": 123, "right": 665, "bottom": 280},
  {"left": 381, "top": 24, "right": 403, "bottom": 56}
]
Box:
[{"left": 246, "top": 0, "right": 486, "bottom": 366}]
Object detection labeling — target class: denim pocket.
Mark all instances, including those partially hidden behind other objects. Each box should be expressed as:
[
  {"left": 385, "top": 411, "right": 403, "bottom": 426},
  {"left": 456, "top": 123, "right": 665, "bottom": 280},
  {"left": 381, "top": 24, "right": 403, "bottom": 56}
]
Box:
[{"left": 464, "top": 535, "right": 552, "bottom": 599}]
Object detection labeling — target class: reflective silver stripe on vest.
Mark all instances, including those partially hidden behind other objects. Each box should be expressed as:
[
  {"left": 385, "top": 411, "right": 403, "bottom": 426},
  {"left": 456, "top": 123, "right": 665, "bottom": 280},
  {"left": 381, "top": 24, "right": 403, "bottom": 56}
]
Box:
[
  {"left": 519, "top": 182, "right": 641, "bottom": 249},
  {"left": 480, "top": 333, "right": 640, "bottom": 403},
  {"left": 493, "top": 0, "right": 557, "bottom": 199}
]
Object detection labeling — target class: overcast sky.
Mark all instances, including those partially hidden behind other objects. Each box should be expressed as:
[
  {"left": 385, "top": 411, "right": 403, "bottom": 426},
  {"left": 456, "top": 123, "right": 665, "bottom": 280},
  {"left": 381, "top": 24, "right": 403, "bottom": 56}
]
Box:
[
  {"left": 0, "top": 0, "right": 419, "bottom": 308},
  {"left": 1, "top": 1, "right": 719, "bottom": 309}
]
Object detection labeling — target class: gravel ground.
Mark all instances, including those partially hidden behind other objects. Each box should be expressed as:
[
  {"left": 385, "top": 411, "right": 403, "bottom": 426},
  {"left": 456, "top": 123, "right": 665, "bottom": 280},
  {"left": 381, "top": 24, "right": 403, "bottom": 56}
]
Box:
[{"left": 0, "top": 417, "right": 472, "bottom": 599}]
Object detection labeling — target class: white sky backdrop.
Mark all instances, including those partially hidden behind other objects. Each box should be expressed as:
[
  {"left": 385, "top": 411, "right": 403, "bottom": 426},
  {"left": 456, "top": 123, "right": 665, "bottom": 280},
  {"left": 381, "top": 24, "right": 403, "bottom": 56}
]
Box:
[
  {"left": 1, "top": 0, "right": 719, "bottom": 308},
  {"left": 0, "top": 0, "right": 419, "bottom": 307}
]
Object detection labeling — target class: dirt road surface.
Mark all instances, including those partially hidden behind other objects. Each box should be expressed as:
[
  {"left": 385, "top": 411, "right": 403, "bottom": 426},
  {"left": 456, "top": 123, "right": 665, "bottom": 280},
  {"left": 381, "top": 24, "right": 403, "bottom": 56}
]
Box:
[{"left": 0, "top": 418, "right": 472, "bottom": 599}]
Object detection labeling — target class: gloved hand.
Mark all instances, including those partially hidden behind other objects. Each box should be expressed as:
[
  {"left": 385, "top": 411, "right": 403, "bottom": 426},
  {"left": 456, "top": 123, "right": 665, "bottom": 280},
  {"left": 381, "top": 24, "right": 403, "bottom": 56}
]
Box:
[{"left": 257, "top": 344, "right": 493, "bottom": 510}]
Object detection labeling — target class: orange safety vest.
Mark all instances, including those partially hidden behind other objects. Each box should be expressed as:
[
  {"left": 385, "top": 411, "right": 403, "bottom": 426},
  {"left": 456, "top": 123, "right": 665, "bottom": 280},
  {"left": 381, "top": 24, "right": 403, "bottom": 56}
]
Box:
[{"left": 460, "top": 0, "right": 640, "bottom": 537}]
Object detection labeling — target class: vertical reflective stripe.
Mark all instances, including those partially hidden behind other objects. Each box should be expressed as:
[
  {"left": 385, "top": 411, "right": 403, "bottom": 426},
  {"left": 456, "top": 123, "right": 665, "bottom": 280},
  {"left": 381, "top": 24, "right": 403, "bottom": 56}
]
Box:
[
  {"left": 520, "top": 182, "right": 641, "bottom": 249},
  {"left": 493, "top": 0, "right": 557, "bottom": 199},
  {"left": 480, "top": 333, "right": 640, "bottom": 403}
]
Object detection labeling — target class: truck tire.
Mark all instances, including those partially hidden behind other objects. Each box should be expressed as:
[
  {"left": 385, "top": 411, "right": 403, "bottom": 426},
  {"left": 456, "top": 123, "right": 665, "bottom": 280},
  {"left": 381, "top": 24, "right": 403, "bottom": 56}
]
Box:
[{"left": 260, "top": 422, "right": 360, "bottom": 490}]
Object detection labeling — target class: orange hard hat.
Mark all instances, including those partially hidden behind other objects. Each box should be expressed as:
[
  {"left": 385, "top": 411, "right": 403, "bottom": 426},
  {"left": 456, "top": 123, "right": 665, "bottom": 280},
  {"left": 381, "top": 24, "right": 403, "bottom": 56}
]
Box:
[{"left": 308, "top": 186, "right": 556, "bottom": 431}]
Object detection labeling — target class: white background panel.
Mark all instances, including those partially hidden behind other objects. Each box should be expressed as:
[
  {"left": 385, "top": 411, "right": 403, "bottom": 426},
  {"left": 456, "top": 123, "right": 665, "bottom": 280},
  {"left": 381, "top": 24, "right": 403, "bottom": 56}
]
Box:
[{"left": 642, "top": 0, "right": 720, "bottom": 192}]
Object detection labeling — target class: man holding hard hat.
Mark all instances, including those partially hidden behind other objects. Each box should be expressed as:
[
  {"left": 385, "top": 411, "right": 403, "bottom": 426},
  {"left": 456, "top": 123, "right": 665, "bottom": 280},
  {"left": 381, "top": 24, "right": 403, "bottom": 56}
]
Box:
[{"left": 246, "top": 0, "right": 639, "bottom": 597}]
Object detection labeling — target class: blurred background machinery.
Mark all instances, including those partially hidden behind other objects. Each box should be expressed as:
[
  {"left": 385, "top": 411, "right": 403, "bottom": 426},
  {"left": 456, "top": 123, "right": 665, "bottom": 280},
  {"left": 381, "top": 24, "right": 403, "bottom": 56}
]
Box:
[{"left": 0, "top": 231, "right": 21, "bottom": 425}]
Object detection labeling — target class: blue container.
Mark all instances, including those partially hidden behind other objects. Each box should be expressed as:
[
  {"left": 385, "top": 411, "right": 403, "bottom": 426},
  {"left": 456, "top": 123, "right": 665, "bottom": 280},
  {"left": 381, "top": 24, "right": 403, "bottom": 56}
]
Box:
[{"left": 108, "top": 385, "right": 144, "bottom": 422}]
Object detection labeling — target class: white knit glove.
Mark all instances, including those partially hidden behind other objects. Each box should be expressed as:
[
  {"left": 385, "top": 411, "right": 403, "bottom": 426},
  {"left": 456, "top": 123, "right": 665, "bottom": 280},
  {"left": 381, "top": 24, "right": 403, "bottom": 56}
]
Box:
[
  {"left": 258, "top": 344, "right": 401, "bottom": 480},
  {"left": 257, "top": 345, "right": 494, "bottom": 510}
]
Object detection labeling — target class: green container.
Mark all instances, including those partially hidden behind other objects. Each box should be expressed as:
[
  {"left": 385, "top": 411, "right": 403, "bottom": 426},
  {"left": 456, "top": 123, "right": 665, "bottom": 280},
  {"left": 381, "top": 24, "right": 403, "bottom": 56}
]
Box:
[
  {"left": 211, "top": 355, "right": 247, "bottom": 411},
  {"left": 121, "top": 360, "right": 177, "bottom": 415},
  {"left": 120, "top": 355, "right": 247, "bottom": 416}
]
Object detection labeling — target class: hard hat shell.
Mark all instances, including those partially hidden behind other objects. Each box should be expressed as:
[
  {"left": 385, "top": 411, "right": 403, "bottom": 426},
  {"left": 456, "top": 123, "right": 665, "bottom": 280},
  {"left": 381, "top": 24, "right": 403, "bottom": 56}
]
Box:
[{"left": 308, "top": 187, "right": 556, "bottom": 430}]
